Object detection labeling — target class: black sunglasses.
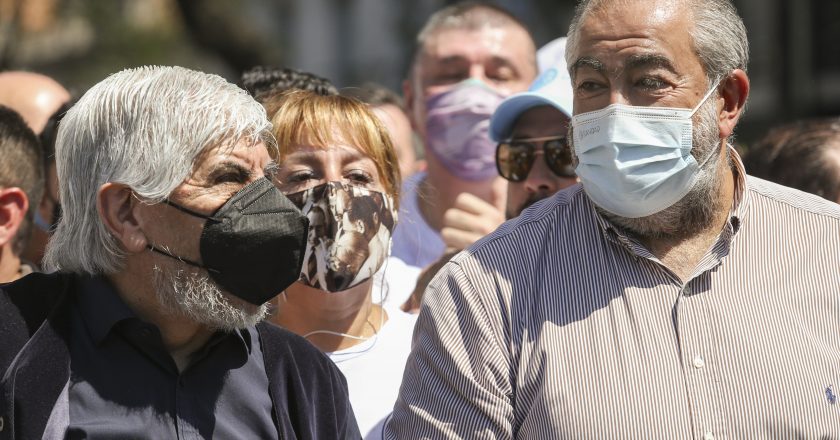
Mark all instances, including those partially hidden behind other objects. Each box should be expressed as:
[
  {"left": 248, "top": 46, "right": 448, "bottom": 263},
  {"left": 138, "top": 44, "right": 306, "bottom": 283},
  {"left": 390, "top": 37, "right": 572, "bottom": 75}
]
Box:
[{"left": 495, "top": 135, "right": 576, "bottom": 182}]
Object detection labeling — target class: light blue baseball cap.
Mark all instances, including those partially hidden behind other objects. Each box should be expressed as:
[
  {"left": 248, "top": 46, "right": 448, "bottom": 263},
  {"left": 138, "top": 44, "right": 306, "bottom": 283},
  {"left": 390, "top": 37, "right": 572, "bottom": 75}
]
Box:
[{"left": 489, "top": 37, "right": 574, "bottom": 142}]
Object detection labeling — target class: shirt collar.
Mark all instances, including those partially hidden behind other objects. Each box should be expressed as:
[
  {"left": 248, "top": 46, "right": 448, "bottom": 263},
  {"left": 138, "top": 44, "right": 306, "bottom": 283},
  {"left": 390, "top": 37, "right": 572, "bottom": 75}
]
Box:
[
  {"left": 76, "top": 275, "right": 252, "bottom": 355},
  {"left": 77, "top": 275, "right": 137, "bottom": 345},
  {"left": 728, "top": 144, "right": 749, "bottom": 235}
]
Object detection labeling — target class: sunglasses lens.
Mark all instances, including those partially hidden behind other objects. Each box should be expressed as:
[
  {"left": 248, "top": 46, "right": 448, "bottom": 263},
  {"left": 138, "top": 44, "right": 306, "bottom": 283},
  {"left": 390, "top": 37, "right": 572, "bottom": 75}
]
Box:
[
  {"left": 544, "top": 139, "right": 576, "bottom": 178},
  {"left": 496, "top": 142, "right": 534, "bottom": 182}
]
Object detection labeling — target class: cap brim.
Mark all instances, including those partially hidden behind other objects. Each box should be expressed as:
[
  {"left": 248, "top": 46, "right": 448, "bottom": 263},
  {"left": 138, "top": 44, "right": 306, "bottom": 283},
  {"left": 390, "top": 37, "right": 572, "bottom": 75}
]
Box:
[{"left": 489, "top": 93, "right": 572, "bottom": 142}]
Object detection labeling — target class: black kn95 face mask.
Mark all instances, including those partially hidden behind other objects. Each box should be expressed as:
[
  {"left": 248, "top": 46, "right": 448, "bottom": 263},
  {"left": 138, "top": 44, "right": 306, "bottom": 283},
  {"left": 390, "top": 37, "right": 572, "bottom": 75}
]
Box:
[{"left": 148, "top": 177, "right": 309, "bottom": 305}]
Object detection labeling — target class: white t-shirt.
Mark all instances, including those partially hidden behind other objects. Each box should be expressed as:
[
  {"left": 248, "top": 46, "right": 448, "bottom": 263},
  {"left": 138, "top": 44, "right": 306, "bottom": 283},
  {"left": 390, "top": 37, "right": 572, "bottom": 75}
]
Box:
[
  {"left": 372, "top": 256, "right": 420, "bottom": 310},
  {"left": 390, "top": 172, "right": 446, "bottom": 269},
  {"left": 329, "top": 305, "right": 418, "bottom": 439}
]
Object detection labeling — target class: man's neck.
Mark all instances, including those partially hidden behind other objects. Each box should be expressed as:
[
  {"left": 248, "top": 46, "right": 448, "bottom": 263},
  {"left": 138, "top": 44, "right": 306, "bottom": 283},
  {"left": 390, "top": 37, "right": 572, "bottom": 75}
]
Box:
[
  {"left": 639, "top": 158, "right": 736, "bottom": 283},
  {"left": 416, "top": 162, "right": 505, "bottom": 232},
  {"left": 271, "top": 280, "right": 386, "bottom": 352},
  {"left": 108, "top": 263, "right": 213, "bottom": 372},
  {"left": 0, "top": 246, "right": 22, "bottom": 283}
]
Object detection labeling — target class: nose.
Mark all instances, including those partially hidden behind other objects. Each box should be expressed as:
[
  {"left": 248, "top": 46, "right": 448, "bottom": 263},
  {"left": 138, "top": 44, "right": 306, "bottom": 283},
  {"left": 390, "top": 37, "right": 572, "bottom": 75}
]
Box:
[
  {"left": 608, "top": 89, "right": 630, "bottom": 106},
  {"left": 468, "top": 64, "right": 486, "bottom": 83},
  {"left": 525, "top": 152, "right": 577, "bottom": 195}
]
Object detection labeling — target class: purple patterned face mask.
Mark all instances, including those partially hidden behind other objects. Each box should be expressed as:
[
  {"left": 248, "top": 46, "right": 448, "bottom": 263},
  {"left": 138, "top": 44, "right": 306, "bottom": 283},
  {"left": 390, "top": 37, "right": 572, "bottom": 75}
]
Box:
[
  {"left": 285, "top": 182, "right": 397, "bottom": 293},
  {"left": 424, "top": 79, "right": 506, "bottom": 181}
]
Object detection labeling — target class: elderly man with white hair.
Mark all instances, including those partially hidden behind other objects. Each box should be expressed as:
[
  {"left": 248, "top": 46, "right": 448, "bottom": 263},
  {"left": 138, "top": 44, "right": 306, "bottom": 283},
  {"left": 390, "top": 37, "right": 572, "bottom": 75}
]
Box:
[
  {"left": 0, "top": 66, "right": 360, "bottom": 439},
  {"left": 388, "top": 0, "right": 840, "bottom": 437}
]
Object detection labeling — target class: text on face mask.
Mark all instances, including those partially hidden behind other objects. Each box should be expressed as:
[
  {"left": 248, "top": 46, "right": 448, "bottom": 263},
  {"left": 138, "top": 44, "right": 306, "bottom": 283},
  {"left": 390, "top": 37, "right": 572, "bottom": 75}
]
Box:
[{"left": 578, "top": 126, "right": 600, "bottom": 139}]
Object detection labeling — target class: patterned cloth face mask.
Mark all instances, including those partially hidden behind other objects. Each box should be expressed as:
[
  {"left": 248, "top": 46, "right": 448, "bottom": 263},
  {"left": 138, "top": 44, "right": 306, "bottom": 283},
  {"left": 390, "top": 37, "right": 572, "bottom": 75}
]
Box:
[{"left": 285, "top": 181, "right": 397, "bottom": 293}]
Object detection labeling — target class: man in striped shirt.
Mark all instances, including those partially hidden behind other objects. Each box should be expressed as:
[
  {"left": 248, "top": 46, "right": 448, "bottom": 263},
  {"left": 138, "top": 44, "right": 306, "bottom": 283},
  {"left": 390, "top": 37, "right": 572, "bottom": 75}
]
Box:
[{"left": 387, "top": 0, "right": 840, "bottom": 438}]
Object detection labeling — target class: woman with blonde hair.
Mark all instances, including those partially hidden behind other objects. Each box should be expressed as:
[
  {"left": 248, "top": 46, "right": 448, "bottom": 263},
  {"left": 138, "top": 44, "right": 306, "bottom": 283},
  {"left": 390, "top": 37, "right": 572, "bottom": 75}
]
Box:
[{"left": 265, "top": 90, "right": 418, "bottom": 439}]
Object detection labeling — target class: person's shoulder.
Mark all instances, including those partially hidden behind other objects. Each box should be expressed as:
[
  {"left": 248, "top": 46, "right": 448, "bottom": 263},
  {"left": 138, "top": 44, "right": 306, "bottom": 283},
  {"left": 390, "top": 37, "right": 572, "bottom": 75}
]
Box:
[
  {"left": 256, "top": 321, "right": 334, "bottom": 367},
  {"left": 463, "top": 184, "right": 588, "bottom": 257},
  {"left": 747, "top": 175, "right": 840, "bottom": 222},
  {"left": 1, "top": 272, "right": 73, "bottom": 332},
  {"left": 0, "top": 272, "right": 74, "bottom": 374}
]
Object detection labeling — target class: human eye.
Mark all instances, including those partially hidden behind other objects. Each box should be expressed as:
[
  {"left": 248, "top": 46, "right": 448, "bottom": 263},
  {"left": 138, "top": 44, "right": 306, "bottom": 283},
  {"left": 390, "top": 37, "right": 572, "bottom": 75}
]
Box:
[
  {"left": 635, "top": 76, "right": 669, "bottom": 91},
  {"left": 208, "top": 163, "right": 251, "bottom": 186},
  {"left": 286, "top": 169, "right": 317, "bottom": 183},
  {"left": 346, "top": 169, "right": 374, "bottom": 185},
  {"left": 487, "top": 65, "right": 516, "bottom": 83},
  {"left": 577, "top": 80, "right": 606, "bottom": 93}
]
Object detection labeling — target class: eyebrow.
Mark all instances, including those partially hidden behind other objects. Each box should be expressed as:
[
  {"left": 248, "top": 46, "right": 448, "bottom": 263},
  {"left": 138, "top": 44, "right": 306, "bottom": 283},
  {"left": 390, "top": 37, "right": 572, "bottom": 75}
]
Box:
[
  {"left": 571, "top": 56, "right": 606, "bottom": 74},
  {"left": 571, "top": 54, "right": 679, "bottom": 78},
  {"left": 434, "top": 55, "right": 470, "bottom": 67},
  {"left": 624, "top": 53, "right": 678, "bottom": 74},
  {"left": 488, "top": 55, "right": 519, "bottom": 73}
]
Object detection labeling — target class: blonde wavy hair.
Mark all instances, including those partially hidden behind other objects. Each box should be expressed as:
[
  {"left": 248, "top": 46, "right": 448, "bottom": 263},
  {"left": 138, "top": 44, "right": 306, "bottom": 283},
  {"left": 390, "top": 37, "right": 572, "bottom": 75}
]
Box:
[{"left": 265, "top": 90, "right": 401, "bottom": 207}]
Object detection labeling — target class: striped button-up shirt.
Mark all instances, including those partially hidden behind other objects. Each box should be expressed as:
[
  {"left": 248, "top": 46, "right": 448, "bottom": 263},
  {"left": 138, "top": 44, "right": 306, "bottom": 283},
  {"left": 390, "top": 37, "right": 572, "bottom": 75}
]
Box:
[{"left": 387, "top": 153, "right": 840, "bottom": 439}]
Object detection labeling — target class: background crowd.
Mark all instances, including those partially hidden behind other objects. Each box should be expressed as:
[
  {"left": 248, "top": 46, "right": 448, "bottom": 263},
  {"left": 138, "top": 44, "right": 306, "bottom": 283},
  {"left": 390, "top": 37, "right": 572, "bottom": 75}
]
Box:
[{"left": 0, "top": 0, "right": 838, "bottom": 439}]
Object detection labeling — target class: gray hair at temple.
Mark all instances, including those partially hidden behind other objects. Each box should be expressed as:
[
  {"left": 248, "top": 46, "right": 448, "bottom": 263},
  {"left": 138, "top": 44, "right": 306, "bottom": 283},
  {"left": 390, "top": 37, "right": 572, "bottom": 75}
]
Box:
[
  {"left": 565, "top": 0, "right": 749, "bottom": 85},
  {"left": 43, "top": 66, "right": 272, "bottom": 274}
]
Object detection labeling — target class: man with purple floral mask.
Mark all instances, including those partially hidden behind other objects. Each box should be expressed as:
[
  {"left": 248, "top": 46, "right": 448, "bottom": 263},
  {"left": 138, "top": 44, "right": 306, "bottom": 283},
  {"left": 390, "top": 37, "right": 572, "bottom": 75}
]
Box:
[{"left": 390, "top": 2, "right": 537, "bottom": 269}]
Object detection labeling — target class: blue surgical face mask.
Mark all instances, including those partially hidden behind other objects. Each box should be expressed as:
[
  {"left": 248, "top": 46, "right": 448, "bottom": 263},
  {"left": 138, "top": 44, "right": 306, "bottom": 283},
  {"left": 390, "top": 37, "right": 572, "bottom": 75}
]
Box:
[{"left": 570, "top": 85, "right": 719, "bottom": 218}]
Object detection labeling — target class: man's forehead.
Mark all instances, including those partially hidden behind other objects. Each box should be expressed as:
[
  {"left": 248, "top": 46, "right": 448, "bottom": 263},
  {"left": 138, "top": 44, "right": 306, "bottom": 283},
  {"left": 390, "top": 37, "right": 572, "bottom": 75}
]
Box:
[
  {"left": 571, "top": 0, "right": 693, "bottom": 67},
  {"left": 194, "top": 139, "right": 270, "bottom": 170},
  {"left": 419, "top": 26, "right": 532, "bottom": 68}
]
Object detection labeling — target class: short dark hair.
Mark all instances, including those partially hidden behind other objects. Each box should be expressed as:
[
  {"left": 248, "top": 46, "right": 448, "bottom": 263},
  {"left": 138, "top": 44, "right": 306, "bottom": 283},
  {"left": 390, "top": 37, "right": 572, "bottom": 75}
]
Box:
[
  {"left": 411, "top": 2, "right": 536, "bottom": 74},
  {"left": 0, "top": 105, "right": 44, "bottom": 254},
  {"left": 240, "top": 66, "right": 338, "bottom": 103},
  {"left": 744, "top": 117, "right": 840, "bottom": 201},
  {"left": 342, "top": 82, "right": 404, "bottom": 108},
  {"left": 38, "top": 100, "right": 73, "bottom": 164}
]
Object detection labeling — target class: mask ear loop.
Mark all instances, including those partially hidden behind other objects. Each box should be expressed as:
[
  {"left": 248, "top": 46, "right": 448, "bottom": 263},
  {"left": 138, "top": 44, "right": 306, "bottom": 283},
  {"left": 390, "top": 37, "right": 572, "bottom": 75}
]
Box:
[
  {"left": 689, "top": 78, "right": 723, "bottom": 117},
  {"left": 689, "top": 77, "right": 725, "bottom": 170}
]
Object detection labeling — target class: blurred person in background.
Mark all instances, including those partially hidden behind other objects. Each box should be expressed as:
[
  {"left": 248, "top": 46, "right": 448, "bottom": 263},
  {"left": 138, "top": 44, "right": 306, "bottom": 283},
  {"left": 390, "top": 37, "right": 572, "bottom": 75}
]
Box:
[
  {"left": 343, "top": 82, "right": 423, "bottom": 181},
  {"left": 743, "top": 117, "right": 840, "bottom": 203},
  {"left": 391, "top": 2, "right": 538, "bottom": 269},
  {"left": 266, "top": 90, "right": 418, "bottom": 439},
  {"left": 241, "top": 66, "right": 338, "bottom": 103},
  {"left": 0, "top": 71, "right": 71, "bottom": 267},
  {"left": 0, "top": 66, "right": 359, "bottom": 439},
  {"left": 388, "top": 0, "right": 840, "bottom": 436},
  {"left": 401, "top": 57, "right": 577, "bottom": 313},
  {"left": 490, "top": 58, "right": 578, "bottom": 219},
  {"left": 0, "top": 106, "right": 43, "bottom": 283}
]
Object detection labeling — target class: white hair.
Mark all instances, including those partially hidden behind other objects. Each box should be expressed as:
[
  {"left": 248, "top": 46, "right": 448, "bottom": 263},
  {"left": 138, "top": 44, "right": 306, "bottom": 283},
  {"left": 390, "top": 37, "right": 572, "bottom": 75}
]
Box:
[
  {"left": 565, "top": 0, "right": 749, "bottom": 85},
  {"left": 43, "top": 66, "right": 272, "bottom": 274}
]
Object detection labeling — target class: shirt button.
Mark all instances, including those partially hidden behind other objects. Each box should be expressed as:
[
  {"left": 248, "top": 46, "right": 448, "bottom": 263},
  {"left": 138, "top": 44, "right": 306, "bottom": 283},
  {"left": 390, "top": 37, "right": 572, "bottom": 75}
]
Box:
[
  {"left": 693, "top": 355, "right": 705, "bottom": 369},
  {"left": 703, "top": 431, "right": 715, "bottom": 440},
  {"left": 0, "top": 415, "right": 4, "bottom": 431}
]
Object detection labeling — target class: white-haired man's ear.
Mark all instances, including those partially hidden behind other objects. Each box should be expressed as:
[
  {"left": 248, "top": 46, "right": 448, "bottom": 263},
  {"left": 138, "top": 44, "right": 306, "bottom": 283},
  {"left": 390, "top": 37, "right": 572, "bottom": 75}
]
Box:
[
  {"left": 0, "top": 187, "right": 29, "bottom": 249},
  {"left": 97, "top": 183, "right": 148, "bottom": 253}
]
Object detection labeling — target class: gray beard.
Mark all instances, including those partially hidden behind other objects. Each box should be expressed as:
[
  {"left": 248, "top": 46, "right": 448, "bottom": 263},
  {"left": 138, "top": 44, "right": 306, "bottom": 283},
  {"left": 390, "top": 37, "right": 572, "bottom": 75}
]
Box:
[
  {"left": 573, "top": 96, "right": 728, "bottom": 239},
  {"left": 153, "top": 264, "right": 268, "bottom": 332}
]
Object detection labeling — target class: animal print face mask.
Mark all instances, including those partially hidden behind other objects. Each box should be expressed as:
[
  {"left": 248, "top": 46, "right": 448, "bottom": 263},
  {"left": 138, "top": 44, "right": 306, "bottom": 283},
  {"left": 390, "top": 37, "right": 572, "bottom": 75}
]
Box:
[{"left": 285, "top": 182, "right": 396, "bottom": 292}]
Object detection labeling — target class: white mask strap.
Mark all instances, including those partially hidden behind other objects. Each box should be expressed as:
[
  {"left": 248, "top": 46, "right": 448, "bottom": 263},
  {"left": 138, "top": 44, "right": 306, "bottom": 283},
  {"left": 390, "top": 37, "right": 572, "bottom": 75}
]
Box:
[{"left": 690, "top": 81, "right": 721, "bottom": 117}]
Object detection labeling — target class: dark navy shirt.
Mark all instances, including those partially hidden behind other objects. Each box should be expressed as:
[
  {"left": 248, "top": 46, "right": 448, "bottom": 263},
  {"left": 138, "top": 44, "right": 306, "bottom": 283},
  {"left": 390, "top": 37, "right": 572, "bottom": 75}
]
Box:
[{"left": 65, "top": 276, "right": 278, "bottom": 439}]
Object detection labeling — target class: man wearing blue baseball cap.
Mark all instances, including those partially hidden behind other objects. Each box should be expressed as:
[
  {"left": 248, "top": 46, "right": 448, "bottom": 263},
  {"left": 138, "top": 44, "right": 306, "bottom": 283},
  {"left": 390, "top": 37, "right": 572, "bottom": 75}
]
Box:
[
  {"left": 489, "top": 42, "right": 578, "bottom": 219},
  {"left": 399, "top": 52, "right": 578, "bottom": 312}
]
